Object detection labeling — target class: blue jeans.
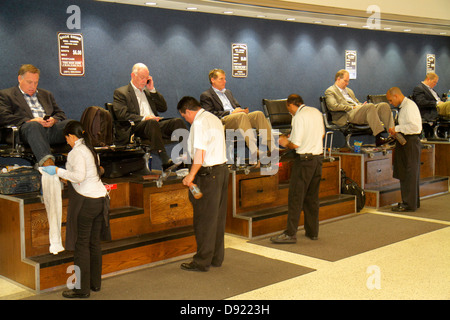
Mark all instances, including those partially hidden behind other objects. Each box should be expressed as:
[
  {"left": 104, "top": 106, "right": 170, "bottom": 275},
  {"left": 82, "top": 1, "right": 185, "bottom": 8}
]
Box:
[{"left": 19, "top": 119, "right": 71, "bottom": 165}]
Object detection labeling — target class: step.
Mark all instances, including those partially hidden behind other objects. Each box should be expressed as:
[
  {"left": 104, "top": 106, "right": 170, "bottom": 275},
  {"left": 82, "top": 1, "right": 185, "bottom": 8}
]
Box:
[
  {"left": 365, "top": 176, "right": 449, "bottom": 208},
  {"left": 226, "top": 194, "right": 356, "bottom": 239}
]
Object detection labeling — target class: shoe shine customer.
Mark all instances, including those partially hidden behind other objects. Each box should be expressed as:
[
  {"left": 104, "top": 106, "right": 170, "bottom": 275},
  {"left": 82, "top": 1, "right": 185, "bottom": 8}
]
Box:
[{"left": 42, "top": 121, "right": 111, "bottom": 298}]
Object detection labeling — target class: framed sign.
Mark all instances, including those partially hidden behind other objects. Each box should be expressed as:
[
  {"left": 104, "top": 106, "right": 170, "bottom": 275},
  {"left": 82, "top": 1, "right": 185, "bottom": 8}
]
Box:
[
  {"left": 232, "top": 43, "right": 248, "bottom": 78},
  {"left": 345, "top": 50, "right": 357, "bottom": 79},
  {"left": 426, "top": 54, "right": 435, "bottom": 73},
  {"left": 58, "top": 32, "right": 85, "bottom": 76}
]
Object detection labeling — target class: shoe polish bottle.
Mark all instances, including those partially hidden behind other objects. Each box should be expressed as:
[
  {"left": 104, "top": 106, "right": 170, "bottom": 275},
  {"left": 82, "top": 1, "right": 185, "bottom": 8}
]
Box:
[
  {"left": 189, "top": 183, "right": 203, "bottom": 199},
  {"left": 395, "top": 132, "right": 407, "bottom": 145}
]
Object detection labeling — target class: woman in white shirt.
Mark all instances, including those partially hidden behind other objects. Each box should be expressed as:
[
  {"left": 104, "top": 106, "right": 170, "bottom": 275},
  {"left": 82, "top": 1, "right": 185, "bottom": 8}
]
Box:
[{"left": 42, "top": 120, "right": 110, "bottom": 298}]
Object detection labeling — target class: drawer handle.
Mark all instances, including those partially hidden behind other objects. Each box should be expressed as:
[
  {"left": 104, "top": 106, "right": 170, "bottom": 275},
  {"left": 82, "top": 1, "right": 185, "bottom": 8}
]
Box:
[
  {"left": 377, "top": 169, "right": 382, "bottom": 173},
  {"left": 256, "top": 189, "right": 264, "bottom": 193},
  {"left": 170, "top": 203, "right": 178, "bottom": 208}
]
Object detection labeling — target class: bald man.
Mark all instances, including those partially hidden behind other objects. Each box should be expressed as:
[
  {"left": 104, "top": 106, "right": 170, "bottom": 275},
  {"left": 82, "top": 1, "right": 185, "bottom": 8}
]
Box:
[{"left": 386, "top": 87, "right": 422, "bottom": 212}]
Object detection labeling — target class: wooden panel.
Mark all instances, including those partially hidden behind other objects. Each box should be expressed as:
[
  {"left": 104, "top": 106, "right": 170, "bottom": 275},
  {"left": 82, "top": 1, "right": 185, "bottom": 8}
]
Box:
[
  {"left": 434, "top": 143, "right": 450, "bottom": 176},
  {"left": 149, "top": 188, "right": 193, "bottom": 225},
  {"left": 30, "top": 205, "right": 67, "bottom": 248},
  {"left": 319, "top": 162, "right": 340, "bottom": 197},
  {"left": 365, "top": 158, "right": 393, "bottom": 186},
  {"left": 420, "top": 146, "right": 434, "bottom": 178},
  {"left": 239, "top": 175, "right": 278, "bottom": 208}
]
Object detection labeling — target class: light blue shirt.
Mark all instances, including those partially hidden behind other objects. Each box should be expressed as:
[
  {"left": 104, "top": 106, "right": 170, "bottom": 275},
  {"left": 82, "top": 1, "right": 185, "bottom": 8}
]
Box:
[{"left": 213, "top": 87, "right": 234, "bottom": 112}]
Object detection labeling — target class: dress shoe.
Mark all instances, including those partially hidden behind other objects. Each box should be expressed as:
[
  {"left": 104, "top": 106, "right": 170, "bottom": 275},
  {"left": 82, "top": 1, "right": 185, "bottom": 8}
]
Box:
[
  {"left": 180, "top": 261, "right": 209, "bottom": 272},
  {"left": 270, "top": 232, "right": 297, "bottom": 244},
  {"left": 162, "top": 159, "right": 175, "bottom": 172},
  {"left": 91, "top": 286, "right": 101, "bottom": 292},
  {"left": 305, "top": 234, "right": 318, "bottom": 240},
  {"left": 391, "top": 204, "right": 415, "bottom": 212},
  {"left": 375, "top": 135, "right": 395, "bottom": 146},
  {"left": 62, "top": 290, "right": 90, "bottom": 299}
]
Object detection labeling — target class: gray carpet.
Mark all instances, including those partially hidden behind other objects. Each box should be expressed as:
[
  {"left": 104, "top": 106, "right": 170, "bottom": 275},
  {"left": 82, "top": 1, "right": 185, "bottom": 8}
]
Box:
[
  {"left": 25, "top": 248, "right": 314, "bottom": 300},
  {"left": 251, "top": 212, "right": 447, "bottom": 262}
]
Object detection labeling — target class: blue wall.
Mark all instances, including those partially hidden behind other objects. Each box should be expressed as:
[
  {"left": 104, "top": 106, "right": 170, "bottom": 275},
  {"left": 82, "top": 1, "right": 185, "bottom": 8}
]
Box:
[{"left": 1, "top": 0, "right": 449, "bottom": 122}]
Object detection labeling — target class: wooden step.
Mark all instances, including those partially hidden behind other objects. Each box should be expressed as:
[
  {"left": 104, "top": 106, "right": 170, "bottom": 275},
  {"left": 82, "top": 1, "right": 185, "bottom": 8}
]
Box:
[
  {"left": 226, "top": 194, "right": 356, "bottom": 239},
  {"left": 28, "top": 226, "right": 196, "bottom": 291},
  {"left": 365, "top": 176, "right": 449, "bottom": 208}
]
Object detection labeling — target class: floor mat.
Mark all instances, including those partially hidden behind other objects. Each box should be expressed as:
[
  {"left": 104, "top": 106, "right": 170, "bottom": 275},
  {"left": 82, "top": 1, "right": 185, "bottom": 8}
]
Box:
[
  {"left": 24, "top": 248, "right": 314, "bottom": 300},
  {"left": 251, "top": 213, "right": 447, "bottom": 262}
]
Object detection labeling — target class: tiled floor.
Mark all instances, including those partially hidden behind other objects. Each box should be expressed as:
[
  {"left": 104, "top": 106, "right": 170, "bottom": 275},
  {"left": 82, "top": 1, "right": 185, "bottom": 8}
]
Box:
[{"left": 1, "top": 205, "right": 449, "bottom": 300}]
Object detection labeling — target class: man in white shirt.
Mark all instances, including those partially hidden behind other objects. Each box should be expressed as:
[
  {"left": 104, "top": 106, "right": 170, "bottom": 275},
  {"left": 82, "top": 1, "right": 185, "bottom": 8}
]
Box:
[
  {"left": 386, "top": 87, "right": 423, "bottom": 212},
  {"left": 271, "top": 94, "right": 325, "bottom": 244},
  {"left": 177, "top": 96, "right": 229, "bottom": 272},
  {"left": 325, "top": 69, "right": 395, "bottom": 146},
  {"left": 113, "top": 63, "right": 187, "bottom": 170}
]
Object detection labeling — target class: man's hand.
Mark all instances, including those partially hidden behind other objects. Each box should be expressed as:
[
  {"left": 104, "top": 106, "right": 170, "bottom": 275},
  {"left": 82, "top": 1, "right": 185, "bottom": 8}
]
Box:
[{"left": 232, "top": 107, "right": 249, "bottom": 114}]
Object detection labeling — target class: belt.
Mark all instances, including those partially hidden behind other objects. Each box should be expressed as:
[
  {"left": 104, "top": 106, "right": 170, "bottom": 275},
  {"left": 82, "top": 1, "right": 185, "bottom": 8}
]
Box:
[
  {"left": 294, "top": 153, "right": 321, "bottom": 161},
  {"left": 197, "top": 163, "right": 227, "bottom": 176},
  {"left": 403, "top": 134, "right": 420, "bottom": 137}
]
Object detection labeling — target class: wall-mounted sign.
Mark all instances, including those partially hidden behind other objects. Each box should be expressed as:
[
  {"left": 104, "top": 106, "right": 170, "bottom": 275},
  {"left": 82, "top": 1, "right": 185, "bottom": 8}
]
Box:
[
  {"left": 345, "top": 50, "right": 357, "bottom": 79},
  {"left": 58, "top": 32, "right": 85, "bottom": 76},
  {"left": 232, "top": 43, "right": 248, "bottom": 78},
  {"left": 426, "top": 54, "right": 435, "bottom": 73}
]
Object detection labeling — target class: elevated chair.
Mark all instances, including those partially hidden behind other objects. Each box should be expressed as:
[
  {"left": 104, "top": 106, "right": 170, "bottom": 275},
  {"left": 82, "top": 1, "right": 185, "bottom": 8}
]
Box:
[
  {"left": 0, "top": 124, "right": 70, "bottom": 166},
  {"left": 319, "top": 96, "right": 372, "bottom": 150},
  {"left": 262, "top": 98, "right": 292, "bottom": 135}
]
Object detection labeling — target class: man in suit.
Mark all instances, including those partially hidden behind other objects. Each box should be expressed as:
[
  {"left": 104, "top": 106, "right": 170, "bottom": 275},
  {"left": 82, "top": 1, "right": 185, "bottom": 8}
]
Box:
[
  {"left": 325, "top": 69, "right": 395, "bottom": 146},
  {"left": 113, "top": 63, "right": 186, "bottom": 170},
  {"left": 412, "top": 72, "right": 450, "bottom": 121},
  {"left": 0, "top": 64, "right": 70, "bottom": 166},
  {"left": 200, "top": 68, "right": 275, "bottom": 162}
]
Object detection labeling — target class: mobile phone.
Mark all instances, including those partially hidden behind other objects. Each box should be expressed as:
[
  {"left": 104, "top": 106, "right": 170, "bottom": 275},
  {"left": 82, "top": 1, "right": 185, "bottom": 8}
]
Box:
[{"left": 43, "top": 115, "right": 50, "bottom": 120}]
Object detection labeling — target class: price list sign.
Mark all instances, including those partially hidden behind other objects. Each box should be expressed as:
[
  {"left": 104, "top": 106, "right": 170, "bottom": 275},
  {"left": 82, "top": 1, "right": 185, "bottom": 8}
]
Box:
[
  {"left": 232, "top": 43, "right": 248, "bottom": 78},
  {"left": 58, "top": 32, "right": 85, "bottom": 76},
  {"left": 345, "top": 50, "right": 357, "bottom": 79}
]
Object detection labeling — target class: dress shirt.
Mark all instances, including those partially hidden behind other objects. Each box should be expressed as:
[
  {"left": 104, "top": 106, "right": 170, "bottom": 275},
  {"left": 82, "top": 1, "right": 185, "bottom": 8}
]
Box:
[
  {"left": 395, "top": 98, "right": 422, "bottom": 135},
  {"left": 338, "top": 87, "right": 358, "bottom": 105},
  {"left": 130, "top": 81, "right": 156, "bottom": 118},
  {"left": 57, "top": 139, "right": 107, "bottom": 198},
  {"left": 19, "top": 87, "right": 46, "bottom": 118},
  {"left": 289, "top": 105, "right": 325, "bottom": 155},
  {"left": 213, "top": 87, "right": 234, "bottom": 112},
  {"left": 188, "top": 108, "right": 227, "bottom": 166}
]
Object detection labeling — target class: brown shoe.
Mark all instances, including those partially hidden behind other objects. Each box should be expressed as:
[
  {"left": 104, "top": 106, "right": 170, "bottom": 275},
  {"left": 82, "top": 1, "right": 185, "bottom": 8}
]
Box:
[{"left": 42, "top": 158, "right": 55, "bottom": 166}]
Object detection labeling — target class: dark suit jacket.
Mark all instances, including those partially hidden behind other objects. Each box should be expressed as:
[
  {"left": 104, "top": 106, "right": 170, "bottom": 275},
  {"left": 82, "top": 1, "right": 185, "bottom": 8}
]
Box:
[
  {"left": 412, "top": 83, "right": 439, "bottom": 119},
  {"left": 200, "top": 87, "right": 241, "bottom": 118},
  {"left": 0, "top": 86, "right": 67, "bottom": 127},
  {"left": 112, "top": 83, "right": 168, "bottom": 143}
]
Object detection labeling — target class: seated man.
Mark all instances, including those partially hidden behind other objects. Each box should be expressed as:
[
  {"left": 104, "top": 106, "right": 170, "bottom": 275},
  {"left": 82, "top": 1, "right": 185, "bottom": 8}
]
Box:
[
  {"left": 0, "top": 64, "right": 71, "bottom": 166},
  {"left": 113, "top": 63, "right": 187, "bottom": 170},
  {"left": 325, "top": 69, "right": 395, "bottom": 146},
  {"left": 200, "top": 68, "right": 276, "bottom": 160},
  {"left": 412, "top": 72, "right": 450, "bottom": 121}
]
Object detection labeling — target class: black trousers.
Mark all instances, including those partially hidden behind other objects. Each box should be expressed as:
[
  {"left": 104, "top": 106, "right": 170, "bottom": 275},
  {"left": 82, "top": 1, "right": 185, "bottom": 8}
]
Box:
[
  {"left": 190, "top": 164, "right": 229, "bottom": 269},
  {"left": 286, "top": 155, "right": 323, "bottom": 237},
  {"left": 393, "top": 135, "right": 421, "bottom": 210},
  {"left": 134, "top": 118, "right": 186, "bottom": 152},
  {"left": 74, "top": 197, "right": 105, "bottom": 294}
]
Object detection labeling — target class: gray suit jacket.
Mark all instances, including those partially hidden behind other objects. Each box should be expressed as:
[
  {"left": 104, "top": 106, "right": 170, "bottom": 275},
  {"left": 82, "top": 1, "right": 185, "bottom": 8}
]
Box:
[{"left": 324, "top": 84, "right": 360, "bottom": 126}]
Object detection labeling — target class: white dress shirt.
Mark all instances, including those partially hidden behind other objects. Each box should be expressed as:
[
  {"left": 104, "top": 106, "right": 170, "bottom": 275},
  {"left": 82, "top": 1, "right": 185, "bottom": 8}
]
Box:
[
  {"left": 395, "top": 97, "right": 422, "bottom": 135},
  {"left": 130, "top": 81, "right": 156, "bottom": 119},
  {"left": 289, "top": 105, "right": 325, "bottom": 155},
  {"left": 57, "top": 139, "right": 107, "bottom": 198},
  {"left": 188, "top": 109, "right": 227, "bottom": 166}
]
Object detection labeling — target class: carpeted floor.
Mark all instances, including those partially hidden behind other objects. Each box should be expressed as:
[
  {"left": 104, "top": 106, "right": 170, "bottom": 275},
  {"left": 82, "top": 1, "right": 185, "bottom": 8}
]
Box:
[{"left": 24, "top": 248, "right": 314, "bottom": 300}]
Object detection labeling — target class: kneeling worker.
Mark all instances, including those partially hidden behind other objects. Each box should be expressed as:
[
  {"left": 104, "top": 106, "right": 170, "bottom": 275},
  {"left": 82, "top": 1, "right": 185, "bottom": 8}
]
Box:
[
  {"left": 177, "top": 96, "right": 229, "bottom": 271},
  {"left": 271, "top": 94, "right": 325, "bottom": 244}
]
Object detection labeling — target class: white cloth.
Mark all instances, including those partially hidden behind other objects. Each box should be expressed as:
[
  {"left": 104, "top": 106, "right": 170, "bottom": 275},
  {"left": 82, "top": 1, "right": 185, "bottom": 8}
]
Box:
[{"left": 39, "top": 168, "right": 65, "bottom": 255}]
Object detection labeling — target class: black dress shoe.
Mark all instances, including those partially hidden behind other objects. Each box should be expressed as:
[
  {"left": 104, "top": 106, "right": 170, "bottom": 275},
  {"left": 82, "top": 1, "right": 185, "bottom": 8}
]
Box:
[
  {"left": 180, "top": 261, "right": 209, "bottom": 272},
  {"left": 162, "top": 159, "right": 175, "bottom": 172},
  {"left": 62, "top": 290, "right": 90, "bottom": 299},
  {"left": 306, "top": 234, "right": 318, "bottom": 240},
  {"left": 391, "top": 204, "right": 415, "bottom": 212},
  {"left": 91, "top": 286, "right": 101, "bottom": 292},
  {"left": 375, "top": 135, "right": 395, "bottom": 146}
]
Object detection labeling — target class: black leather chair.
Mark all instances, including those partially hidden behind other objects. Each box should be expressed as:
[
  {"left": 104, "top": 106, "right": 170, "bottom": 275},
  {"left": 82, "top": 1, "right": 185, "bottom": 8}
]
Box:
[
  {"left": 262, "top": 98, "right": 291, "bottom": 134},
  {"left": 319, "top": 96, "right": 372, "bottom": 150}
]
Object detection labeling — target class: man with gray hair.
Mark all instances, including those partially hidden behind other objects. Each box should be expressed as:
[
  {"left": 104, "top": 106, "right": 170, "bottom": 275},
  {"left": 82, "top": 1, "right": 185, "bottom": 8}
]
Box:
[
  {"left": 412, "top": 72, "right": 450, "bottom": 121},
  {"left": 113, "top": 63, "right": 186, "bottom": 170}
]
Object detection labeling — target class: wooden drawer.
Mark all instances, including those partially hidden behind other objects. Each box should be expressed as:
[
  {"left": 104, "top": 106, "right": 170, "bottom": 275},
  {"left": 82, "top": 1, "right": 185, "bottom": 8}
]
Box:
[
  {"left": 365, "top": 158, "right": 392, "bottom": 185},
  {"left": 239, "top": 175, "right": 278, "bottom": 208},
  {"left": 319, "top": 164, "right": 339, "bottom": 197},
  {"left": 149, "top": 188, "right": 193, "bottom": 225}
]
